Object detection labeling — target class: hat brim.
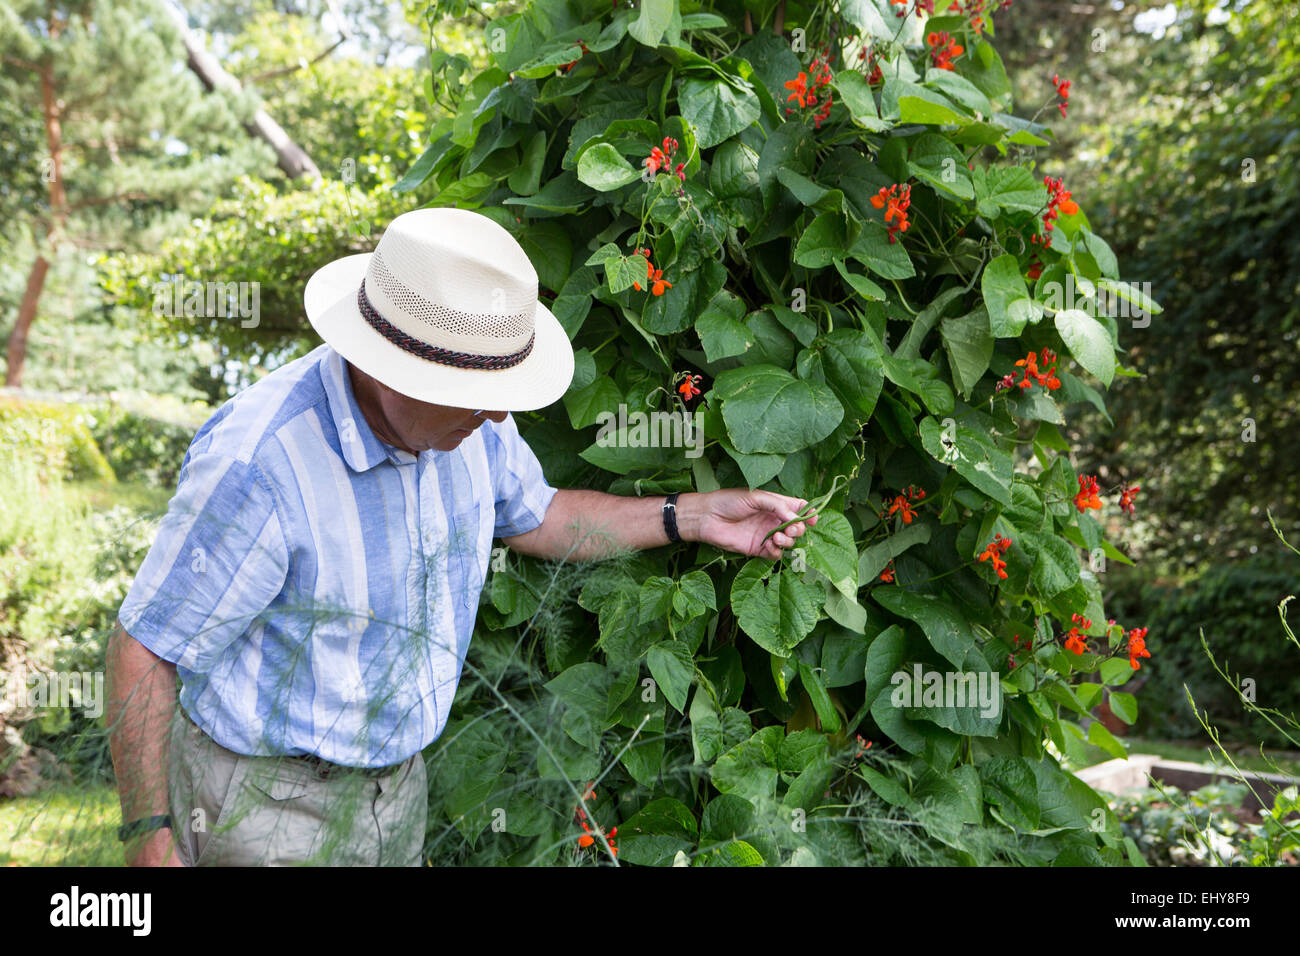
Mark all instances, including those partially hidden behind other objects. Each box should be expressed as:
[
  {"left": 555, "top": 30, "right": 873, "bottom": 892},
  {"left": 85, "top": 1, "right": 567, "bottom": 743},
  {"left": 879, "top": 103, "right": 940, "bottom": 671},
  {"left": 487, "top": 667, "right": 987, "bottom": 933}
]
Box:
[{"left": 304, "top": 253, "right": 575, "bottom": 412}]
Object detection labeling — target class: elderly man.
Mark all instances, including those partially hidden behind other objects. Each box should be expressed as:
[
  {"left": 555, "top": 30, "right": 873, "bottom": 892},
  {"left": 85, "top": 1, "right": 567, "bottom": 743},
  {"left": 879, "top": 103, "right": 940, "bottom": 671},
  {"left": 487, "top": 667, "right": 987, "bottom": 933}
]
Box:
[{"left": 107, "top": 207, "right": 816, "bottom": 867}]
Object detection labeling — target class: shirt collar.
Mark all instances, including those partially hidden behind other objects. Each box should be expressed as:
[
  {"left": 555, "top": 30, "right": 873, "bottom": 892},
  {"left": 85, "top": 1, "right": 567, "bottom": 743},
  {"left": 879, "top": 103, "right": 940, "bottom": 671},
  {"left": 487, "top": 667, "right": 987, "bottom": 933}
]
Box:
[{"left": 319, "top": 346, "right": 412, "bottom": 472}]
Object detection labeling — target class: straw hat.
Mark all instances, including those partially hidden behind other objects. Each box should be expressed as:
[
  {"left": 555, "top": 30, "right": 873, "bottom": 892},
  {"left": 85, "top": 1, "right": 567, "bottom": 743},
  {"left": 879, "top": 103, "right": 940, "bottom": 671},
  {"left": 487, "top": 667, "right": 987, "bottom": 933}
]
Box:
[{"left": 304, "top": 207, "right": 575, "bottom": 411}]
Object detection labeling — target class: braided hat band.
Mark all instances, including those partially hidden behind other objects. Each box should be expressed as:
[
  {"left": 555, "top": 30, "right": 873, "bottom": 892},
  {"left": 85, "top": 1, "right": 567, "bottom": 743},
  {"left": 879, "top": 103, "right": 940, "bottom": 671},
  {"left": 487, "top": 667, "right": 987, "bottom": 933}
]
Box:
[{"left": 357, "top": 280, "right": 535, "bottom": 371}]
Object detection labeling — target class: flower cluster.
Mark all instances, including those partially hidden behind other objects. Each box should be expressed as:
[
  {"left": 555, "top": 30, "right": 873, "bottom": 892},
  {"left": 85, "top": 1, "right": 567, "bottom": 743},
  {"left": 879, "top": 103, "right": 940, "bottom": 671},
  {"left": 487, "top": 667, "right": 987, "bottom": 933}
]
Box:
[
  {"left": 676, "top": 371, "right": 703, "bottom": 401},
  {"left": 869, "top": 183, "right": 912, "bottom": 243},
  {"left": 886, "top": 485, "right": 926, "bottom": 524},
  {"left": 1127, "top": 626, "right": 1151, "bottom": 670},
  {"left": 1074, "top": 474, "right": 1103, "bottom": 513},
  {"left": 1052, "top": 73, "right": 1071, "bottom": 118},
  {"left": 926, "top": 31, "right": 964, "bottom": 71},
  {"left": 631, "top": 247, "right": 672, "bottom": 296},
  {"left": 784, "top": 48, "right": 835, "bottom": 128},
  {"left": 978, "top": 533, "right": 1012, "bottom": 580},
  {"left": 1026, "top": 257, "right": 1043, "bottom": 281},
  {"left": 642, "top": 136, "right": 685, "bottom": 182},
  {"left": 1014, "top": 347, "right": 1062, "bottom": 392},
  {"left": 574, "top": 782, "right": 618, "bottom": 858},
  {"left": 854, "top": 735, "right": 873, "bottom": 759},
  {"left": 880, "top": 561, "right": 896, "bottom": 583},
  {"left": 1032, "top": 175, "right": 1079, "bottom": 247},
  {"left": 1064, "top": 613, "right": 1092, "bottom": 655},
  {"left": 1008, "top": 632, "right": 1032, "bottom": 669},
  {"left": 859, "top": 47, "right": 884, "bottom": 86},
  {"left": 1118, "top": 484, "right": 1140, "bottom": 515}
]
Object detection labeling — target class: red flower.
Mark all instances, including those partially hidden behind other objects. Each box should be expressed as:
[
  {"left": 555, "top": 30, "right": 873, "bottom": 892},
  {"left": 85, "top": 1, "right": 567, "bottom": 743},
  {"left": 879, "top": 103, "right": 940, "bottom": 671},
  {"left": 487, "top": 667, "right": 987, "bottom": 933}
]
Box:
[
  {"left": 642, "top": 136, "right": 682, "bottom": 179},
  {"left": 632, "top": 252, "right": 672, "bottom": 296},
  {"left": 784, "top": 71, "right": 810, "bottom": 109},
  {"left": 869, "top": 184, "right": 912, "bottom": 243},
  {"left": 1119, "top": 485, "right": 1140, "bottom": 515},
  {"left": 978, "top": 533, "right": 1012, "bottom": 580},
  {"left": 677, "top": 373, "right": 703, "bottom": 401},
  {"left": 926, "top": 31, "right": 964, "bottom": 71},
  {"left": 1127, "top": 626, "right": 1151, "bottom": 670},
  {"left": 1064, "top": 613, "right": 1092, "bottom": 655},
  {"left": 1013, "top": 350, "right": 1062, "bottom": 393},
  {"left": 885, "top": 485, "right": 926, "bottom": 525},
  {"left": 1033, "top": 176, "right": 1080, "bottom": 248},
  {"left": 880, "top": 562, "right": 896, "bottom": 583},
  {"left": 854, "top": 735, "right": 873, "bottom": 758},
  {"left": 1074, "top": 474, "right": 1103, "bottom": 513},
  {"left": 1053, "top": 73, "right": 1071, "bottom": 118},
  {"left": 1027, "top": 258, "right": 1043, "bottom": 281}
]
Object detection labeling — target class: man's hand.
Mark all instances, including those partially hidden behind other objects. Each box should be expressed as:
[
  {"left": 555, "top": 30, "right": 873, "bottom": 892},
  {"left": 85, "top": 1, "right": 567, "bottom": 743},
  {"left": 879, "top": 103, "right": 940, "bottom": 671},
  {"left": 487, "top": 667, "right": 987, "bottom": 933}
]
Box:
[{"left": 685, "top": 489, "right": 818, "bottom": 560}]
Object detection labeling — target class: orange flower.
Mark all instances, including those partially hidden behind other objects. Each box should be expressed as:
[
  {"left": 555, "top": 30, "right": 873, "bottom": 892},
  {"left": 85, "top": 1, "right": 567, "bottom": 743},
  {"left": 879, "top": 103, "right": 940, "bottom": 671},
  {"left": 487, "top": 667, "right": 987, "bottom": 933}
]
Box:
[
  {"left": 869, "top": 184, "right": 912, "bottom": 243},
  {"left": 631, "top": 251, "right": 672, "bottom": 295},
  {"left": 1064, "top": 613, "right": 1092, "bottom": 655},
  {"left": 677, "top": 373, "right": 702, "bottom": 401},
  {"left": 926, "top": 31, "right": 964, "bottom": 71},
  {"left": 977, "top": 533, "right": 1012, "bottom": 580},
  {"left": 1127, "top": 626, "right": 1151, "bottom": 670},
  {"left": 1074, "top": 474, "right": 1103, "bottom": 512},
  {"left": 784, "top": 71, "right": 809, "bottom": 109},
  {"left": 1119, "top": 485, "right": 1140, "bottom": 515},
  {"left": 880, "top": 562, "right": 896, "bottom": 583}
]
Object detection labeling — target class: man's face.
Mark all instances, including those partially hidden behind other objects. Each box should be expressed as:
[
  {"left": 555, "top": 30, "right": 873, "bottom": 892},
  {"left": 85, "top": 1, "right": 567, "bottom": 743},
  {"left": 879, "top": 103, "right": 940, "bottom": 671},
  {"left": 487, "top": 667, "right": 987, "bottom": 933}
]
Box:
[{"left": 348, "top": 363, "right": 509, "bottom": 454}]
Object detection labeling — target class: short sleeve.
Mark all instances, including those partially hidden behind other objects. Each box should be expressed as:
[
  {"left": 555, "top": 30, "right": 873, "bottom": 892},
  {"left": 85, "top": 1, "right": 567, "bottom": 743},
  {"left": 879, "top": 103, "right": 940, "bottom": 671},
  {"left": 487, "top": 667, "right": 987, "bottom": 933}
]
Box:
[
  {"left": 117, "top": 454, "right": 289, "bottom": 672},
  {"left": 485, "top": 413, "right": 558, "bottom": 539}
]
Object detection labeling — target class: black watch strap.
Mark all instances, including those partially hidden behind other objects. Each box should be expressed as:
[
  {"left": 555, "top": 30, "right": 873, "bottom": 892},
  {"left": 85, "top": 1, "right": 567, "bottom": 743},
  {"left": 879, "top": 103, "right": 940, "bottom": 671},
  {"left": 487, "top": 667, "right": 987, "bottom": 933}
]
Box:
[
  {"left": 118, "top": 814, "right": 173, "bottom": 842},
  {"left": 662, "top": 492, "right": 681, "bottom": 543}
]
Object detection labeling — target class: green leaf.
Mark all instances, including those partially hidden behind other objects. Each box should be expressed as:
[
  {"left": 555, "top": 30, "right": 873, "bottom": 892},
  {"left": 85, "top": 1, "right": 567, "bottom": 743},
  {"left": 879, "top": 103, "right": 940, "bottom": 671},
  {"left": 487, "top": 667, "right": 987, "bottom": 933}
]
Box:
[
  {"left": 941, "top": 305, "right": 994, "bottom": 399},
  {"left": 711, "top": 726, "right": 783, "bottom": 803},
  {"left": 979, "top": 755, "right": 1040, "bottom": 830},
  {"left": 714, "top": 365, "right": 844, "bottom": 455},
  {"left": 679, "top": 77, "right": 762, "bottom": 150},
  {"left": 647, "top": 641, "right": 695, "bottom": 713},
  {"left": 924, "top": 69, "right": 994, "bottom": 116},
  {"left": 872, "top": 586, "right": 976, "bottom": 669},
  {"left": 576, "top": 142, "right": 642, "bottom": 191},
  {"left": 730, "top": 560, "right": 822, "bottom": 656},
  {"left": 1025, "top": 531, "right": 1079, "bottom": 600},
  {"left": 797, "top": 328, "right": 885, "bottom": 419},
  {"left": 1087, "top": 720, "right": 1127, "bottom": 760},
  {"left": 1099, "top": 657, "right": 1136, "bottom": 686},
  {"left": 619, "top": 797, "right": 698, "bottom": 865},
  {"left": 794, "top": 212, "right": 853, "bottom": 269},
  {"left": 628, "top": 0, "right": 675, "bottom": 46},
  {"left": 919, "top": 416, "right": 1013, "bottom": 505},
  {"left": 832, "top": 257, "right": 887, "bottom": 302},
  {"left": 857, "top": 522, "right": 932, "bottom": 582},
  {"left": 906, "top": 133, "right": 974, "bottom": 200},
  {"left": 889, "top": 79, "right": 970, "bottom": 126},
  {"left": 858, "top": 766, "right": 913, "bottom": 807},
  {"left": 973, "top": 166, "right": 1046, "bottom": 218},
  {"left": 1054, "top": 309, "right": 1116, "bottom": 387},
  {"left": 847, "top": 221, "right": 916, "bottom": 280},
  {"left": 800, "top": 510, "right": 858, "bottom": 599},
  {"left": 1108, "top": 691, "right": 1137, "bottom": 725},
  {"left": 982, "top": 254, "right": 1042, "bottom": 337},
  {"left": 833, "top": 70, "right": 893, "bottom": 132},
  {"left": 797, "top": 660, "right": 842, "bottom": 734}
]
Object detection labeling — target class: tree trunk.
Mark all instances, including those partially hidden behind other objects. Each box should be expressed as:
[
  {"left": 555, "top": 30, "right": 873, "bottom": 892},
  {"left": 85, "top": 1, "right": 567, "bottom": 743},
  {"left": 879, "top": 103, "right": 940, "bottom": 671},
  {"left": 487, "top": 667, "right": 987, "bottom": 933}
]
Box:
[
  {"left": 162, "top": 1, "right": 321, "bottom": 181},
  {"left": 5, "top": 256, "right": 51, "bottom": 387},
  {"left": 5, "top": 3, "right": 67, "bottom": 389}
]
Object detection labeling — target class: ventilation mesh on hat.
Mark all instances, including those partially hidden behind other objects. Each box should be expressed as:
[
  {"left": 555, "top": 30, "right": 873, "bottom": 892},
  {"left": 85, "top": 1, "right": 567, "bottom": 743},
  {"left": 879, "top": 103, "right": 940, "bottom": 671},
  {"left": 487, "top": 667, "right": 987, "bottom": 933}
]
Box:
[{"left": 369, "top": 248, "right": 533, "bottom": 343}]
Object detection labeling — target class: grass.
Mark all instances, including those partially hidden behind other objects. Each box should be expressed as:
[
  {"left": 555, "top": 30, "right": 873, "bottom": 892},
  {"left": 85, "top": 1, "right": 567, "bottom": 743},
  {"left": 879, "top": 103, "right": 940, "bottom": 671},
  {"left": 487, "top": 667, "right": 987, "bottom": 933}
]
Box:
[{"left": 0, "top": 783, "right": 123, "bottom": 866}]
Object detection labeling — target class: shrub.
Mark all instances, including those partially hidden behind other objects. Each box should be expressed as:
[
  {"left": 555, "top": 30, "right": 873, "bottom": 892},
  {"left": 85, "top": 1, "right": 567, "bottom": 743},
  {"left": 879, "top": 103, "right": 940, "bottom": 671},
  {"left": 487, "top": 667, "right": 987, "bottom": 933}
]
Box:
[
  {"left": 0, "top": 397, "right": 114, "bottom": 483},
  {"left": 416, "top": 0, "right": 1156, "bottom": 865}
]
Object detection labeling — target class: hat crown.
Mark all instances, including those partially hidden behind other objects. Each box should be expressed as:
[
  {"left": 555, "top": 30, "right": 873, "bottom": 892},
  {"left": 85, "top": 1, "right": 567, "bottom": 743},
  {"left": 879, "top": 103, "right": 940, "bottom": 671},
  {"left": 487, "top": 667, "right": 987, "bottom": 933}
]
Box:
[{"left": 363, "top": 208, "right": 537, "bottom": 357}]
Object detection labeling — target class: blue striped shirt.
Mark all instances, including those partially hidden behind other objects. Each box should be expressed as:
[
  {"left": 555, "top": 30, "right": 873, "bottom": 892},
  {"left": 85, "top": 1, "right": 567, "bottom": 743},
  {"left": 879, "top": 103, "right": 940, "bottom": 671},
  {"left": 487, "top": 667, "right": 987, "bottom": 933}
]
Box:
[{"left": 118, "top": 344, "right": 558, "bottom": 767}]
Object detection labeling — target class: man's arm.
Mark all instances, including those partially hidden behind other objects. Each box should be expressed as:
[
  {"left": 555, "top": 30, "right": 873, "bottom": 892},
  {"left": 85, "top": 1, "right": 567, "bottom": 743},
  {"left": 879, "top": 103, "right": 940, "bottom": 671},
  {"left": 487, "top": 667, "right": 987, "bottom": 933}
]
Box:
[
  {"left": 106, "top": 622, "right": 185, "bottom": 867},
  {"left": 501, "top": 488, "right": 816, "bottom": 562}
]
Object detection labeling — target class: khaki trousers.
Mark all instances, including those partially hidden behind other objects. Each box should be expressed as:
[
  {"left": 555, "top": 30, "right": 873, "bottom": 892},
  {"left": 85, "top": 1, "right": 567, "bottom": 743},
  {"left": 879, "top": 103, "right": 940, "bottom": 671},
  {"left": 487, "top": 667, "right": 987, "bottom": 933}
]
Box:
[{"left": 166, "top": 708, "right": 427, "bottom": 866}]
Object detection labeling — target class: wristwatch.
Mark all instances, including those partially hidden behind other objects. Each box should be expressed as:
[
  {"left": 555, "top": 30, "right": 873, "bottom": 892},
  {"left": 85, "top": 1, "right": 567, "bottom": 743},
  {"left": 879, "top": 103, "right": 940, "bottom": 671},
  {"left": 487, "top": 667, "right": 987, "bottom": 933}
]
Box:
[
  {"left": 117, "top": 814, "right": 173, "bottom": 842},
  {"left": 662, "top": 492, "right": 682, "bottom": 543}
]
